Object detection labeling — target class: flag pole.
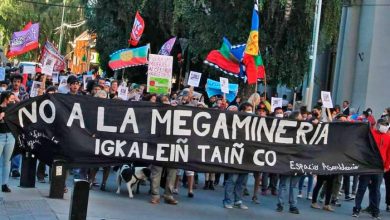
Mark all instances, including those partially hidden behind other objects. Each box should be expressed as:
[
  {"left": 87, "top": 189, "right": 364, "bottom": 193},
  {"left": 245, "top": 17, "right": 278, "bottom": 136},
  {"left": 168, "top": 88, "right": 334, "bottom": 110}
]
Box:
[{"left": 263, "top": 74, "right": 267, "bottom": 100}]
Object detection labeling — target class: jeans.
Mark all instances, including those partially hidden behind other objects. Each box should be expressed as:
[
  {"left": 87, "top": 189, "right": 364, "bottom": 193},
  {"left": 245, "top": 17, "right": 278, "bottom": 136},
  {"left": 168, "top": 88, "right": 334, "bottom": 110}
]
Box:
[
  {"left": 278, "top": 175, "right": 300, "bottom": 208},
  {"left": 0, "top": 133, "right": 15, "bottom": 185},
  {"left": 223, "top": 173, "right": 248, "bottom": 205},
  {"left": 11, "top": 154, "right": 20, "bottom": 172},
  {"left": 312, "top": 175, "right": 335, "bottom": 205},
  {"left": 261, "top": 173, "right": 278, "bottom": 191},
  {"left": 385, "top": 171, "right": 390, "bottom": 205},
  {"left": 298, "top": 174, "right": 313, "bottom": 195},
  {"left": 150, "top": 165, "right": 177, "bottom": 199},
  {"left": 354, "top": 174, "right": 383, "bottom": 215}
]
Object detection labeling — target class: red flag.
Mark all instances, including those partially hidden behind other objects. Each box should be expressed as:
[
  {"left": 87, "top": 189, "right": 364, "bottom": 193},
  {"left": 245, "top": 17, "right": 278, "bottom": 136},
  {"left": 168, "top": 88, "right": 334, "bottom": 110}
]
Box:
[
  {"left": 128, "top": 11, "right": 145, "bottom": 46},
  {"left": 22, "top": 21, "right": 32, "bottom": 31}
]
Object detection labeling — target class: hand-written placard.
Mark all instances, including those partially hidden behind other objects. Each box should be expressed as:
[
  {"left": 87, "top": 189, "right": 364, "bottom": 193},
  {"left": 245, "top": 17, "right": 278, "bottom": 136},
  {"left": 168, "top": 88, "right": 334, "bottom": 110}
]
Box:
[
  {"left": 118, "top": 85, "right": 129, "bottom": 101},
  {"left": 147, "top": 54, "right": 173, "bottom": 94},
  {"left": 188, "top": 71, "right": 202, "bottom": 87},
  {"left": 271, "top": 97, "right": 283, "bottom": 112},
  {"left": 321, "top": 91, "right": 333, "bottom": 108},
  {"left": 42, "top": 57, "right": 55, "bottom": 76},
  {"left": 30, "top": 81, "right": 42, "bottom": 97},
  {"left": 220, "top": 77, "right": 229, "bottom": 94}
]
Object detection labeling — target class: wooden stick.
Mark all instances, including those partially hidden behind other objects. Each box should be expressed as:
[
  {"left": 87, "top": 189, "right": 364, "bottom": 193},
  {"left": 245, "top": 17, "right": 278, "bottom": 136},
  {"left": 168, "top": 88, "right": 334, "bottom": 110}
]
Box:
[
  {"left": 327, "top": 108, "right": 333, "bottom": 122},
  {"left": 263, "top": 74, "right": 267, "bottom": 100}
]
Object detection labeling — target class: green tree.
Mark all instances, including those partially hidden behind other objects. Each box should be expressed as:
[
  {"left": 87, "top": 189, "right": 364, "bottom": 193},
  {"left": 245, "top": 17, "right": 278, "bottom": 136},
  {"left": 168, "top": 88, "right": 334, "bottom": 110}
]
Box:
[{"left": 0, "top": 0, "right": 86, "bottom": 61}]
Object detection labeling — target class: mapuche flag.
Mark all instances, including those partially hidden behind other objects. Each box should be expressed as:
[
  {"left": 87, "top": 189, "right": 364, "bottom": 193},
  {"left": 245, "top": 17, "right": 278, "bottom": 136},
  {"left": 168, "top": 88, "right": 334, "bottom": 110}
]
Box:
[
  {"left": 7, "top": 22, "right": 40, "bottom": 58},
  {"left": 128, "top": 11, "right": 145, "bottom": 46},
  {"left": 204, "top": 37, "right": 240, "bottom": 75},
  {"left": 243, "top": 0, "right": 265, "bottom": 84},
  {"left": 108, "top": 44, "right": 149, "bottom": 70}
]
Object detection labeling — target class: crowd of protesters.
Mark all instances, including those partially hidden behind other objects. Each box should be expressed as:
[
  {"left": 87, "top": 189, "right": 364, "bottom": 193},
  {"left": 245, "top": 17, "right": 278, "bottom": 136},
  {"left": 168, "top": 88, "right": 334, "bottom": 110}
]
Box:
[{"left": 0, "top": 64, "right": 389, "bottom": 219}]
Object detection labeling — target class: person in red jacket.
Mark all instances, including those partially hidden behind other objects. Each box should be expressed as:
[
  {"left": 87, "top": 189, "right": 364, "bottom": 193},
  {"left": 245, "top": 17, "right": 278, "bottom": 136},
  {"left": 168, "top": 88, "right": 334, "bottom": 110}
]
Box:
[{"left": 352, "top": 119, "right": 390, "bottom": 219}]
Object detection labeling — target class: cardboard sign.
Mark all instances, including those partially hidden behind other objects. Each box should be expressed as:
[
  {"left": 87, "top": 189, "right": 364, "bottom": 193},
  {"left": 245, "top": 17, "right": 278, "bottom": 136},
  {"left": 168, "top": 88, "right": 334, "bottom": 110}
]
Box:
[
  {"left": 219, "top": 77, "right": 229, "bottom": 94},
  {"left": 52, "top": 72, "right": 59, "bottom": 84},
  {"left": 147, "top": 54, "right": 173, "bottom": 94},
  {"left": 0, "top": 67, "right": 5, "bottom": 81},
  {"left": 30, "top": 81, "right": 42, "bottom": 97},
  {"left": 271, "top": 97, "right": 283, "bottom": 112},
  {"left": 321, "top": 91, "right": 333, "bottom": 108},
  {"left": 187, "top": 71, "right": 202, "bottom": 87},
  {"left": 42, "top": 56, "right": 55, "bottom": 76},
  {"left": 118, "top": 85, "right": 129, "bottom": 101},
  {"left": 83, "top": 75, "right": 94, "bottom": 90},
  {"left": 59, "top": 76, "right": 68, "bottom": 86},
  {"left": 23, "top": 65, "right": 36, "bottom": 75}
]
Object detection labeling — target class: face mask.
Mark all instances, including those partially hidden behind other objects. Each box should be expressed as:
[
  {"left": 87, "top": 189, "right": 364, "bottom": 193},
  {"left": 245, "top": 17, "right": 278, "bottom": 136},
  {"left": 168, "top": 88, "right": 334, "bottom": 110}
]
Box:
[
  {"left": 367, "top": 111, "right": 372, "bottom": 115},
  {"left": 379, "top": 125, "right": 389, "bottom": 134},
  {"left": 245, "top": 110, "right": 253, "bottom": 114},
  {"left": 275, "top": 113, "right": 284, "bottom": 118}
]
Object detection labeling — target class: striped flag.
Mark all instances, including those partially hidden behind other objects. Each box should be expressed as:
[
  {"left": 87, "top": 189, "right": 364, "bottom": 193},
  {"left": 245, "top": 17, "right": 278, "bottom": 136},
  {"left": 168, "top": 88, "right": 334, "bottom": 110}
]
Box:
[{"left": 243, "top": 0, "right": 265, "bottom": 84}]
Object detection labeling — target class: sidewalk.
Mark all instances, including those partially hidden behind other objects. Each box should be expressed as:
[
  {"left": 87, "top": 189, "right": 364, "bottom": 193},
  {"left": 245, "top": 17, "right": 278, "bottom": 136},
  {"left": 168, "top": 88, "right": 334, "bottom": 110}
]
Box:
[{"left": 0, "top": 170, "right": 389, "bottom": 220}]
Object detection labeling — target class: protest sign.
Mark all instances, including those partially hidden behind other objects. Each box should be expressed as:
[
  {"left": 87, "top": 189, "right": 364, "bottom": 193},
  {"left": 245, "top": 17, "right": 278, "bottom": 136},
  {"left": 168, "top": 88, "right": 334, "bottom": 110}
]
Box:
[
  {"left": 321, "top": 91, "right": 334, "bottom": 108},
  {"left": 188, "top": 71, "right": 202, "bottom": 87},
  {"left": 23, "top": 65, "right": 36, "bottom": 75},
  {"left": 5, "top": 94, "right": 384, "bottom": 175},
  {"left": 219, "top": 77, "right": 229, "bottom": 94},
  {"left": 41, "top": 56, "right": 55, "bottom": 76},
  {"left": 271, "top": 97, "right": 283, "bottom": 112},
  {"left": 59, "top": 76, "right": 68, "bottom": 86},
  {"left": 29, "top": 81, "right": 42, "bottom": 97},
  {"left": 147, "top": 54, "right": 173, "bottom": 94},
  {"left": 0, "top": 67, "right": 5, "bottom": 81},
  {"left": 52, "top": 72, "right": 59, "bottom": 84},
  {"left": 118, "top": 85, "right": 129, "bottom": 101}
]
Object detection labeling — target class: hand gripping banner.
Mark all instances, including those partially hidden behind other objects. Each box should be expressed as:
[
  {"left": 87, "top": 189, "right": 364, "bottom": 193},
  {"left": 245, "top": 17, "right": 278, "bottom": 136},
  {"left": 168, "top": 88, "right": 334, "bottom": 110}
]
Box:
[{"left": 5, "top": 94, "right": 384, "bottom": 174}]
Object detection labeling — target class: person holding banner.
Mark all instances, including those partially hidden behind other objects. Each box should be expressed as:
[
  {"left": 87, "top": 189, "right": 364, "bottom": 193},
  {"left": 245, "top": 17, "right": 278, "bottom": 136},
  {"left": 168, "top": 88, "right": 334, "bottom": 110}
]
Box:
[
  {"left": 223, "top": 103, "right": 252, "bottom": 210},
  {"left": 352, "top": 118, "right": 390, "bottom": 219},
  {"left": 0, "top": 91, "right": 16, "bottom": 192},
  {"left": 8, "top": 74, "right": 29, "bottom": 178},
  {"left": 276, "top": 111, "right": 303, "bottom": 214}
]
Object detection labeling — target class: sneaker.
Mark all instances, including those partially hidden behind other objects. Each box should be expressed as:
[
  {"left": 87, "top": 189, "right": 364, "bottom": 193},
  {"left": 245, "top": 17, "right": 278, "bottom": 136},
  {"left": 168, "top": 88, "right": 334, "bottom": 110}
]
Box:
[
  {"left": 323, "top": 205, "right": 334, "bottom": 212},
  {"left": 297, "top": 193, "right": 303, "bottom": 198},
  {"left": 352, "top": 211, "right": 360, "bottom": 218},
  {"left": 188, "top": 192, "right": 194, "bottom": 198},
  {"left": 224, "top": 203, "right": 233, "bottom": 209},
  {"left": 371, "top": 213, "right": 381, "bottom": 219},
  {"left": 1, "top": 184, "right": 11, "bottom": 193},
  {"left": 331, "top": 200, "right": 342, "bottom": 207},
  {"left": 37, "top": 178, "right": 46, "bottom": 183},
  {"left": 276, "top": 204, "right": 283, "bottom": 212},
  {"left": 311, "top": 203, "right": 321, "bottom": 209},
  {"left": 271, "top": 190, "right": 278, "bottom": 196},
  {"left": 362, "top": 206, "right": 373, "bottom": 214},
  {"left": 11, "top": 170, "right": 20, "bottom": 178},
  {"left": 307, "top": 194, "right": 313, "bottom": 200},
  {"left": 252, "top": 196, "right": 260, "bottom": 204},
  {"left": 289, "top": 207, "right": 300, "bottom": 214},
  {"left": 100, "top": 183, "right": 106, "bottom": 191},
  {"left": 243, "top": 188, "right": 250, "bottom": 196},
  {"left": 345, "top": 195, "right": 354, "bottom": 201},
  {"left": 234, "top": 203, "right": 249, "bottom": 210},
  {"left": 172, "top": 188, "right": 179, "bottom": 194},
  {"left": 261, "top": 190, "right": 268, "bottom": 196}
]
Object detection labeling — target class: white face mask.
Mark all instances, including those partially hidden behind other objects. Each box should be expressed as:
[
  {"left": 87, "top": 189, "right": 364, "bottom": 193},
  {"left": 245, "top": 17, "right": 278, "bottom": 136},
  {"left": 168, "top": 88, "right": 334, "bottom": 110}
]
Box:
[
  {"left": 245, "top": 110, "right": 253, "bottom": 114},
  {"left": 275, "top": 113, "right": 284, "bottom": 118},
  {"left": 379, "top": 125, "right": 389, "bottom": 134}
]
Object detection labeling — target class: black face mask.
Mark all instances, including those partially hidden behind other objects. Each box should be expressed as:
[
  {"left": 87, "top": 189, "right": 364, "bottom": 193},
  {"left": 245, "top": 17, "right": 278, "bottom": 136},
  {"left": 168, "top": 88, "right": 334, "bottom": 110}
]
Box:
[{"left": 317, "top": 102, "right": 323, "bottom": 107}]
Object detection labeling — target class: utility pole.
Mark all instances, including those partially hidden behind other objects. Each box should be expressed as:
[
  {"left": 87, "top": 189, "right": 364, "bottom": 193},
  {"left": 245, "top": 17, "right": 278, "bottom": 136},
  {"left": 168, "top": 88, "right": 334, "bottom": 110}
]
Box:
[
  {"left": 305, "top": 0, "right": 322, "bottom": 110},
  {"left": 58, "top": 0, "right": 66, "bottom": 54}
]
